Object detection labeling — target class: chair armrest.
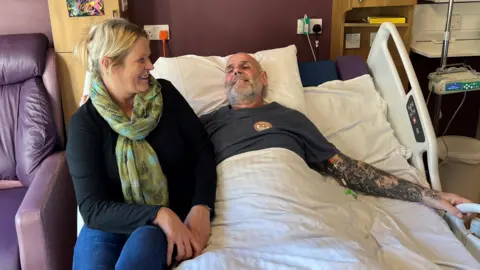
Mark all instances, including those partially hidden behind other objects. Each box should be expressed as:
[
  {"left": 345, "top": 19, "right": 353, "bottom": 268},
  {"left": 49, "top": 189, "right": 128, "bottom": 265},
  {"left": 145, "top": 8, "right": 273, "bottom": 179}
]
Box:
[{"left": 15, "top": 152, "right": 76, "bottom": 270}]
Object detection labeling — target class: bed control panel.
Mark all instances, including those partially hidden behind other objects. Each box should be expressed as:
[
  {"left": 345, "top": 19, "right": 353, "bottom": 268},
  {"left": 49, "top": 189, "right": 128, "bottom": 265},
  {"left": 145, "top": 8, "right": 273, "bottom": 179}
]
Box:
[{"left": 406, "top": 96, "right": 425, "bottom": 143}]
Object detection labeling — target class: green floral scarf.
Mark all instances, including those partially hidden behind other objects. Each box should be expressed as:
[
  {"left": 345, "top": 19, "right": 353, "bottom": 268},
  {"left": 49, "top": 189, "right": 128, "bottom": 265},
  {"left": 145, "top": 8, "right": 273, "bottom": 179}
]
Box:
[{"left": 90, "top": 74, "right": 168, "bottom": 206}]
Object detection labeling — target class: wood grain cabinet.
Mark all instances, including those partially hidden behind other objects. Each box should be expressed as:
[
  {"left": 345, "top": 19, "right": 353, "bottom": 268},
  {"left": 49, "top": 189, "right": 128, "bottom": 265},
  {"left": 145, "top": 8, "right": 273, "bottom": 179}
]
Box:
[
  {"left": 351, "top": 0, "right": 417, "bottom": 8},
  {"left": 331, "top": 0, "right": 417, "bottom": 88},
  {"left": 47, "top": 0, "right": 128, "bottom": 129}
]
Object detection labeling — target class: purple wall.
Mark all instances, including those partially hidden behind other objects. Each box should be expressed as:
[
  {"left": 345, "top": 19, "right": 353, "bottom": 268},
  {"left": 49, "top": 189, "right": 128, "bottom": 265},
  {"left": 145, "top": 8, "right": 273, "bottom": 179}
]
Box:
[
  {"left": 128, "top": 0, "right": 332, "bottom": 62},
  {"left": 0, "top": 0, "right": 53, "bottom": 45}
]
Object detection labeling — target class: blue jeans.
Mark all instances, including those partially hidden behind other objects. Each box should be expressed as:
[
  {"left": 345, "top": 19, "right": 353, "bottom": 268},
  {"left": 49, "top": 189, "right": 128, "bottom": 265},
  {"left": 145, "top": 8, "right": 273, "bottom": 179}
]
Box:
[{"left": 73, "top": 225, "right": 168, "bottom": 270}]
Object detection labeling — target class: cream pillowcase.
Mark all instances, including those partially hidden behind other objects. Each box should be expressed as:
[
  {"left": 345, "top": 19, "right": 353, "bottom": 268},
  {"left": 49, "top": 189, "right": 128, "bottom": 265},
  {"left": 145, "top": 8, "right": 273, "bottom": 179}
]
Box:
[{"left": 151, "top": 45, "right": 306, "bottom": 115}]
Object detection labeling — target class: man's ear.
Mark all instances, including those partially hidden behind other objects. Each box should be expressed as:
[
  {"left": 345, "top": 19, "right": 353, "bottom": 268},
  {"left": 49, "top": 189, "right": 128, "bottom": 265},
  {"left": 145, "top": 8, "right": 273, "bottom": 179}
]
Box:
[{"left": 260, "top": 71, "right": 268, "bottom": 87}]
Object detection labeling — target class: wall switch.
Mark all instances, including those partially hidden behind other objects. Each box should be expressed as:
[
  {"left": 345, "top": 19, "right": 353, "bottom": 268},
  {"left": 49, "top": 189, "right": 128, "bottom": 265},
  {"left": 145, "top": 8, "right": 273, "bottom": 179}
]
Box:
[
  {"left": 120, "top": 0, "right": 128, "bottom": 12},
  {"left": 345, "top": 33, "right": 361, "bottom": 49},
  {"left": 297, "top": 19, "right": 304, "bottom": 34},
  {"left": 370, "top": 32, "right": 377, "bottom": 47},
  {"left": 451, "top": 14, "right": 462, "bottom": 30},
  {"left": 144, "top": 25, "right": 170, "bottom": 40}
]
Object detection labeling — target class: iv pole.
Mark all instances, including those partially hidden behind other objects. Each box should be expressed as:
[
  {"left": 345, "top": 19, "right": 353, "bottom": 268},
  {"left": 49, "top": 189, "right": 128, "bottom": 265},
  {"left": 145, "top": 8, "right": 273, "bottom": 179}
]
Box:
[
  {"left": 440, "top": 0, "right": 455, "bottom": 68},
  {"left": 430, "top": 0, "right": 464, "bottom": 135},
  {"left": 434, "top": 0, "right": 478, "bottom": 74},
  {"left": 431, "top": 0, "right": 456, "bottom": 135}
]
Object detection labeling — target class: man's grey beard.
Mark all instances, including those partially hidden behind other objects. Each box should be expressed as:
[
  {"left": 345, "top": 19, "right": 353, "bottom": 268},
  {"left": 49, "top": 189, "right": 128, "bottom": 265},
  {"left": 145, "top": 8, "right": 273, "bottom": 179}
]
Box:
[{"left": 226, "top": 77, "right": 263, "bottom": 107}]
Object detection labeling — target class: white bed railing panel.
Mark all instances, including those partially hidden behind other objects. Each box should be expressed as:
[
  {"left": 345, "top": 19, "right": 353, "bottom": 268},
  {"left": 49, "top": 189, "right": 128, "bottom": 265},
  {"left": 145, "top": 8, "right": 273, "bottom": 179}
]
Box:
[{"left": 367, "top": 23, "right": 441, "bottom": 191}]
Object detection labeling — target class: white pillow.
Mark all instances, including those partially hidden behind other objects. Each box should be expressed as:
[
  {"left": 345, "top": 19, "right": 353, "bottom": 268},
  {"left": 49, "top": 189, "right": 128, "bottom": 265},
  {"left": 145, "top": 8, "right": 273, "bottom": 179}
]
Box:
[
  {"left": 304, "top": 75, "right": 430, "bottom": 187},
  {"left": 304, "top": 74, "right": 412, "bottom": 165},
  {"left": 151, "top": 45, "right": 306, "bottom": 115}
]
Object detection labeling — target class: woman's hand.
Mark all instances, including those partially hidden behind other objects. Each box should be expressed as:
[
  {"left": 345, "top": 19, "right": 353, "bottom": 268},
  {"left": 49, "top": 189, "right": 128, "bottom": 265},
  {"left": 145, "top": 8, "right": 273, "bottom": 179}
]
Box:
[
  {"left": 184, "top": 205, "right": 211, "bottom": 257},
  {"left": 153, "top": 207, "right": 201, "bottom": 266}
]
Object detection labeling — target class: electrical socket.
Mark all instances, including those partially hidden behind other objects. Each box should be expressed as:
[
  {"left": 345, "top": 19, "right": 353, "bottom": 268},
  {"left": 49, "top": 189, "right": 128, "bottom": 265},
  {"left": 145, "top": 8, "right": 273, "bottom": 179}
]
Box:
[
  {"left": 296, "top": 18, "right": 323, "bottom": 34},
  {"left": 309, "top": 19, "right": 322, "bottom": 34},
  {"left": 451, "top": 14, "right": 462, "bottom": 30},
  {"left": 143, "top": 25, "right": 170, "bottom": 40}
]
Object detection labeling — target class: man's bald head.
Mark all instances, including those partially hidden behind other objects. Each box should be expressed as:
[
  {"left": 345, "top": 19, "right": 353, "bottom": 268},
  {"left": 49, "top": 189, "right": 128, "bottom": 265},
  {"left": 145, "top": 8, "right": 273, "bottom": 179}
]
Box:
[
  {"left": 226, "top": 53, "right": 263, "bottom": 74},
  {"left": 224, "top": 53, "right": 268, "bottom": 109}
]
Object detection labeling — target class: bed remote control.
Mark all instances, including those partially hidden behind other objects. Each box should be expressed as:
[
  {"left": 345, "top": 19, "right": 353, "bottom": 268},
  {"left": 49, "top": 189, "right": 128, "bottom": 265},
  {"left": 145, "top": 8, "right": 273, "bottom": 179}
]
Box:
[
  {"left": 471, "top": 218, "right": 480, "bottom": 238},
  {"left": 406, "top": 96, "right": 425, "bottom": 142}
]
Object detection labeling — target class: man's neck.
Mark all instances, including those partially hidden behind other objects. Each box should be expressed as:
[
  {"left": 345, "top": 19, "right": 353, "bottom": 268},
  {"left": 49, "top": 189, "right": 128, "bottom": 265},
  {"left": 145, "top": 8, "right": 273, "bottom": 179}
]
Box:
[{"left": 231, "top": 99, "right": 264, "bottom": 110}]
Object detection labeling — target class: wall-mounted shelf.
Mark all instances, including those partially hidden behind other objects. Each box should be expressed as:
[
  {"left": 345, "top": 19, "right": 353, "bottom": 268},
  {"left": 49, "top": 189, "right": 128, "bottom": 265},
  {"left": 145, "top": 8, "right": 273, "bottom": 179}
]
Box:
[
  {"left": 331, "top": 0, "right": 418, "bottom": 89},
  {"left": 411, "top": 40, "right": 480, "bottom": 58},
  {"left": 423, "top": 0, "right": 480, "bottom": 3},
  {"left": 344, "top": 23, "right": 409, "bottom": 27}
]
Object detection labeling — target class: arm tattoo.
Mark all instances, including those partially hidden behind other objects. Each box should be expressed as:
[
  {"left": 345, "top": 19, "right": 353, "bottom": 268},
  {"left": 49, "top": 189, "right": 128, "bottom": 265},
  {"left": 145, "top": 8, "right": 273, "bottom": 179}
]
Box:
[{"left": 322, "top": 153, "right": 440, "bottom": 203}]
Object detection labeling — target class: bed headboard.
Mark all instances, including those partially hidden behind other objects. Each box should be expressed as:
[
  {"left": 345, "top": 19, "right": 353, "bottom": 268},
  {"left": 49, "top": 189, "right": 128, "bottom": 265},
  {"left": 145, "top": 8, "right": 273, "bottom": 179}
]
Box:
[
  {"left": 0, "top": 0, "right": 53, "bottom": 46},
  {"left": 128, "top": 0, "right": 332, "bottom": 62}
]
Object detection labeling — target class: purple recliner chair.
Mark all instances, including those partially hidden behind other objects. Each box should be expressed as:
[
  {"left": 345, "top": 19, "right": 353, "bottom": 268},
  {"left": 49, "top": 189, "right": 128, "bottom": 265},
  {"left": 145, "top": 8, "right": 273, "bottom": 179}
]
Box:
[{"left": 0, "top": 34, "right": 76, "bottom": 270}]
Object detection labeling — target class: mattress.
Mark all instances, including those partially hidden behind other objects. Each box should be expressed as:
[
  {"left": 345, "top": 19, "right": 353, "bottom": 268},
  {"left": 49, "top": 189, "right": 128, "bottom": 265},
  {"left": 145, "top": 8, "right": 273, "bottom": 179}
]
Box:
[
  {"left": 177, "top": 148, "right": 479, "bottom": 269},
  {"left": 359, "top": 194, "right": 479, "bottom": 269}
]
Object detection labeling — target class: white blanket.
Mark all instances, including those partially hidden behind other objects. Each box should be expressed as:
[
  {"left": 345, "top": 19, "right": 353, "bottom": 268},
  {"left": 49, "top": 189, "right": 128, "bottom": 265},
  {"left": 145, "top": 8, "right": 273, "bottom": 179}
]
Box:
[{"left": 177, "top": 148, "right": 479, "bottom": 270}]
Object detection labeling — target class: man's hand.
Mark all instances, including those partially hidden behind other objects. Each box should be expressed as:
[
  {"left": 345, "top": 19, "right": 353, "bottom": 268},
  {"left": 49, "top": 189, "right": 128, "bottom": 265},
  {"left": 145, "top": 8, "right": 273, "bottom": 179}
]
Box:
[
  {"left": 421, "top": 190, "right": 473, "bottom": 219},
  {"left": 322, "top": 153, "right": 476, "bottom": 219},
  {"left": 184, "top": 205, "right": 211, "bottom": 257},
  {"left": 153, "top": 207, "right": 201, "bottom": 266}
]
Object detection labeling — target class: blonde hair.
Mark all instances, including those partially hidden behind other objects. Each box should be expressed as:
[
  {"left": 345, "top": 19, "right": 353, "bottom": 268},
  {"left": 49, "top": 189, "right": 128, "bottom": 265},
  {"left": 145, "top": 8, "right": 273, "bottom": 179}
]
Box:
[{"left": 75, "top": 18, "right": 148, "bottom": 75}]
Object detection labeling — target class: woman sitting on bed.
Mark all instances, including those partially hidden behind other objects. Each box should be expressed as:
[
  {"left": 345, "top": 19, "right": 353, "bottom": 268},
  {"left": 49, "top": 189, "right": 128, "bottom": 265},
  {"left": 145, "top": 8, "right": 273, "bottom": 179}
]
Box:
[{"left": 67, "top": 18, "right": 217, "bottom": 269}]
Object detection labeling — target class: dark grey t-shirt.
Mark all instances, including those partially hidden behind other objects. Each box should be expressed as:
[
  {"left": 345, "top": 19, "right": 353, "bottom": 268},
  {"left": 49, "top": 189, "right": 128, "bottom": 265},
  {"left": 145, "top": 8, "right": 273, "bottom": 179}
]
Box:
[{"left": 200, "top": 102, "right": 339, "bottom": 170}]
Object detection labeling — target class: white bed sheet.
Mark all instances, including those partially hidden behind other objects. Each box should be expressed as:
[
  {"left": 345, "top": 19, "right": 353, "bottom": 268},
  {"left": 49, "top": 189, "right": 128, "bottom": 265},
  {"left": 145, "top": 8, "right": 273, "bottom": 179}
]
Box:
[
  {"left": 303, "top": 75, "right": 419, "bottom": 183},
  {"left": 177, "top": 148, "right": 479, "bottom": 270}
]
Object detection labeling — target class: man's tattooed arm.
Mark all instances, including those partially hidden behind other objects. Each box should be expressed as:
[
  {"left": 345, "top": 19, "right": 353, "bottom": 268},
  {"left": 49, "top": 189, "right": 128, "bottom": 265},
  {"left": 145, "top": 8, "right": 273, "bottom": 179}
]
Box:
[{"left": 321, "top": 153, "right": 441, "bottom": 203}]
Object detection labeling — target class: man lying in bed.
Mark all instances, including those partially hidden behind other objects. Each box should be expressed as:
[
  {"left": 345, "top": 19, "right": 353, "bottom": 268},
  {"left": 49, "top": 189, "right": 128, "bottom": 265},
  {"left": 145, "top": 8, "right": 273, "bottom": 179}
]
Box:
[{"left": 200, "top": 52, "right": 473, "bottom": 219}]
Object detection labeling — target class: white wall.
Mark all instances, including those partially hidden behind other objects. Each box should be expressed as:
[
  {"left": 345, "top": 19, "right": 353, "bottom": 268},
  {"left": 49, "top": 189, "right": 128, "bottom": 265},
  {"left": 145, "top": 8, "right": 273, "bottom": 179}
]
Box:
[{"left": 412, "top": 3, "right": 480, "bottom": 42}]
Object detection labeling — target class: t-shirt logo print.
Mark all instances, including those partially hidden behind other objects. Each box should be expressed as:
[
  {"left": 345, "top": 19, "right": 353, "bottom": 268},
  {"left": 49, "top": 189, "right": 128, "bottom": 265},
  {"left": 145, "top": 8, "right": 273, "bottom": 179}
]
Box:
[{"left": 254, "top": 121, "right": 273, "bottom": 132}]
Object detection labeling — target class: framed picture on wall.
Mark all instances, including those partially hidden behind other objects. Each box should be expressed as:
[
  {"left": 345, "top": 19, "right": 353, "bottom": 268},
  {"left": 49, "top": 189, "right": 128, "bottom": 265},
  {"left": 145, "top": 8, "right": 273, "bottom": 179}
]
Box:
[{"left": 66, "top": 0, "right": 105, "bottom": 17}]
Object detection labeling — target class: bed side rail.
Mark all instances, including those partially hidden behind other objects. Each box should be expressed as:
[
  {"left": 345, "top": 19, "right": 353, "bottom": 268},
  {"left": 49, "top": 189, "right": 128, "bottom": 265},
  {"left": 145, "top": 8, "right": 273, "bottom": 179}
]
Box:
[{"left": 367, "top": 22, "right": 441, "bottom": 191}]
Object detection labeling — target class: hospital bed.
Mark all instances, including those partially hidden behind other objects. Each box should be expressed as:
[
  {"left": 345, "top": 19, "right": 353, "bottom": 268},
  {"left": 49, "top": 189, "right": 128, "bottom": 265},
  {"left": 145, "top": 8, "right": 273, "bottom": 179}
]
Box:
[
  {"left": 171, "top": 22, "right": 479, "bottom": 268},
  {"left": 77, "top": 22, "right": 480, "bottom": 268},
  {"left": 305, "top": 22, "right": 480, "bottom": 265},
  {"left": 335, "top": 22, "right": 480, "bottom": 262}
]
